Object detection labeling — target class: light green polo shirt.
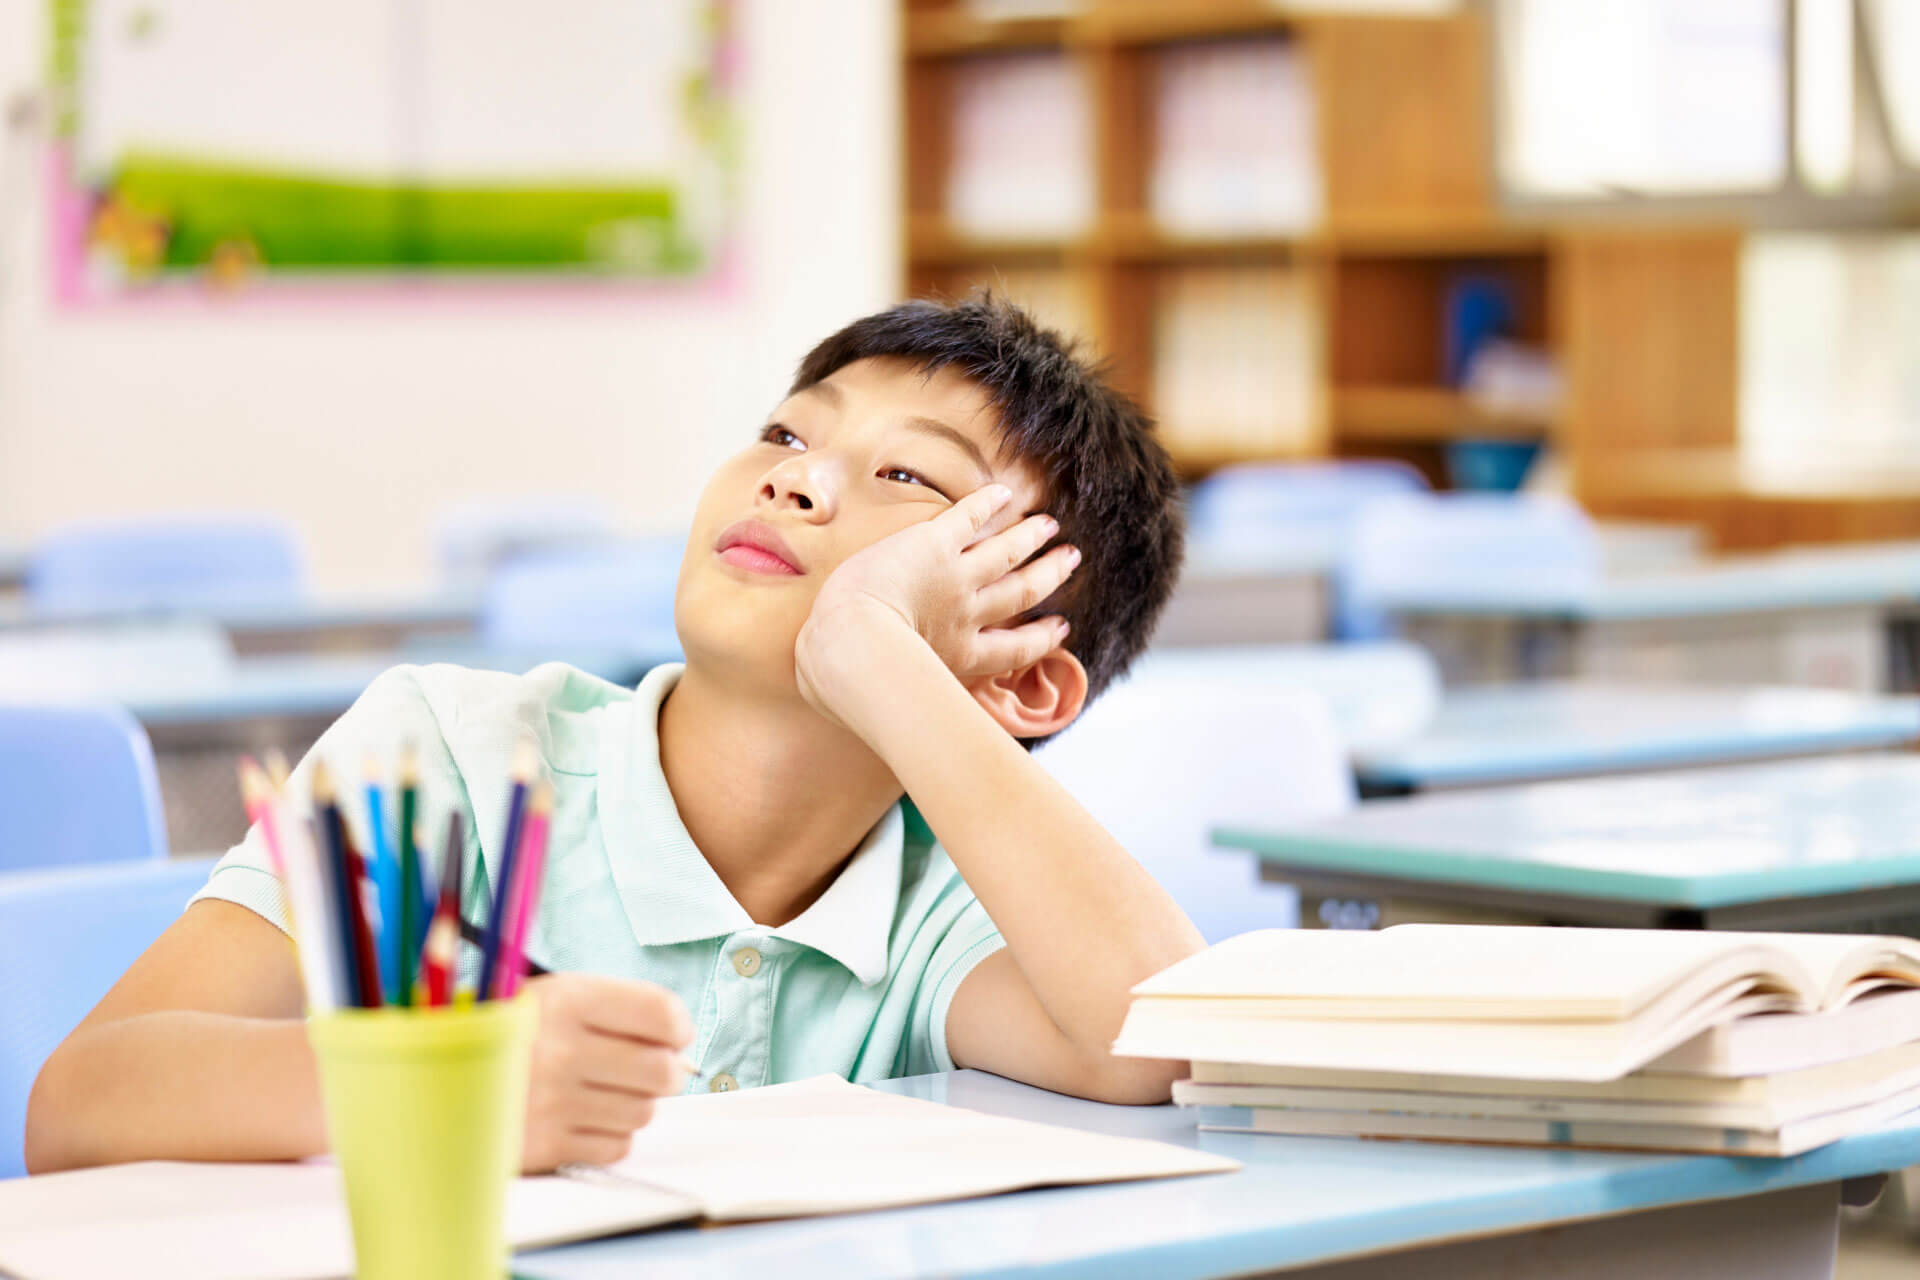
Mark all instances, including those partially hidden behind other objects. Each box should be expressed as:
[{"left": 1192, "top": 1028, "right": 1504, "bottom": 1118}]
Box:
[{"left": 192, "top": 662, "right": 1006, "bottom": 1086}]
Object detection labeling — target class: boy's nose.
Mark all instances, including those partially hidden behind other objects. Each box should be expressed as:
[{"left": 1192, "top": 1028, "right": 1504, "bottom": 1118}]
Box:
[{"left": 757, "top": 457, "right": 835, "bottom": 519}]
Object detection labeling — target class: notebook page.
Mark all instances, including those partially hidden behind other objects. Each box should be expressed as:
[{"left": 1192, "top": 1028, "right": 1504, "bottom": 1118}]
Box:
[
  {"left": 596, "top": 1075, "right": 1239, "bottom": 1220},
  {"left": 0, "top": 1160, "right": 699, "bottom": 1280},
  {"left": 1130, "top": 926, "right": 1816, "bottom": 1019}
]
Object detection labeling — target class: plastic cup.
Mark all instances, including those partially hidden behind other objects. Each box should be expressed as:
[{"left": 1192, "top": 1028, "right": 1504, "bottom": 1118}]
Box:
[{"left": 308, "top": 996, "right": 536, "bottom": 1280}]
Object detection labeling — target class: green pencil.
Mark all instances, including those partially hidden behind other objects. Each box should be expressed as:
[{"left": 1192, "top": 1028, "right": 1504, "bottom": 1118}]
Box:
[{"left": 397, "top": 744, "right": 420, "bottom": 1007}]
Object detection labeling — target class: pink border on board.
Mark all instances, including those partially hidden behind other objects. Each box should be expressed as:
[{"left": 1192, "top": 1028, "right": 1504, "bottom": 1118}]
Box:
[{"left": 46, "top": 147, "right": 745, "bottom": 317}]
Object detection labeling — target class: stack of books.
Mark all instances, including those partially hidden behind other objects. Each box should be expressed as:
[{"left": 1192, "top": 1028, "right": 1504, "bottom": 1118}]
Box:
[
  {"left": 1114, "top": 925, "right": 1920, "bottom": 1155},
  {"left": 946, "top": 52, "right": 1094, "bottom": 237},
  {"left": 1152, "top": 265, "right": 1321, "bottom": 457}
]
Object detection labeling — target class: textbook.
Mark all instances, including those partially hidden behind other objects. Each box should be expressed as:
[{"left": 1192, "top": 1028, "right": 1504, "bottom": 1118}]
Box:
[
  {"left": 1174, "top": 1039, "right": 1920, "bottom": 1132},
  {"left": 1184, "top": 1084, "right": 1920, "bottom": 1157},
  {"left": 1112, "top": 925, "right": 1920, "bottom": 1082},
  {"left": 0, "top": 1077, "right": 1238, "bottom": 1280}
]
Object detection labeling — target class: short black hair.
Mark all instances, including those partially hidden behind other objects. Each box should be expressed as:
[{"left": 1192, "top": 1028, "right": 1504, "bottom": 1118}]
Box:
[{"left": 792, "top": 293, "right": 1185, "bottom": 740}]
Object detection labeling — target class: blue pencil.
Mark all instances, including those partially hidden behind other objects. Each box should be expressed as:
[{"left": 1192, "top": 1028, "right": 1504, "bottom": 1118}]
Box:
[
  {"left": 476, "top": 739, "right": 537, "bottom": 1000},
  {"left": 363, "top": 757, "right": 401, "bottom": 1004}
]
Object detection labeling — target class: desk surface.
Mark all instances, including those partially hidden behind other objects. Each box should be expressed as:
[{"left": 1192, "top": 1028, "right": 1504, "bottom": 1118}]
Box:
[
  {"left": 519, "top": 1070, "right": 1920, "bottom": 1280},
  {"left": 121, "top": 647, "right": 662, "bottom": 728},
  {"left": 0, "top": 587, "right": 482, "bottom": 637},
  {"left": 1354, "top": 682, "right": 1920, "bottom": 790},
  {"left": 1381, "top": 540, "right": 1920, "bottom": 622},
  {"left": 1221, "top": 753, "right": 1920, "bottom": 910}
]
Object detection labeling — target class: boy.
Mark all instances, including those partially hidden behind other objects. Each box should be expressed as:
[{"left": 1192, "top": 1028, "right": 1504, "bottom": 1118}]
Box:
[{"left": 26, "top": 295, "right": 1201, "bottom": 1174}]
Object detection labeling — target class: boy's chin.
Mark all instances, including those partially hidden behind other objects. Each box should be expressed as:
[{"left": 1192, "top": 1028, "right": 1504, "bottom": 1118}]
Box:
[{"left": 677, "top": 618, "right": 805, "bottom": 693}]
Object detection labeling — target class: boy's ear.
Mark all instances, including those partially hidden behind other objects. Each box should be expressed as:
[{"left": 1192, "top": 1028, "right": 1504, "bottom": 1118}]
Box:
[{"left": 965, "top": 644, "right": 1088, "bottom": 742}]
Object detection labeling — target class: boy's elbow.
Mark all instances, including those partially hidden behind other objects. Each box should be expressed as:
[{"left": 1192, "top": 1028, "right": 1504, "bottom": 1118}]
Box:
[
  {"left": 1068, "top": 1054, "right": 1186, "bottom": 1106},
  {"left": 24, "top": 1046, "right": 82, "bottom": 1174}
]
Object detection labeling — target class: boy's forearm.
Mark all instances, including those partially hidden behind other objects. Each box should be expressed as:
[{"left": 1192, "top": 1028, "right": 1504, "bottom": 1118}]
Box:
[
  {"left": 842, "top": 638, "right": 1204, "bottom": 1064},
  {"left": 27, "top": 1013, "right": 326, "bottom": 1173}
]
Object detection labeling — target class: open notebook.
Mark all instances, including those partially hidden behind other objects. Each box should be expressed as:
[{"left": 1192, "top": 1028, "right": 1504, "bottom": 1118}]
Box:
[
  {"left": 0, "top": 1077, "right": 1237, "bottom": 1280},
  {"left": 1113, "top": 925, "right": 1920, "bottom": 1081}
]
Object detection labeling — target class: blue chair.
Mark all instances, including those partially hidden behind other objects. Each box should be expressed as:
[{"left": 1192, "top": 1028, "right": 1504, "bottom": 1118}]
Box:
[
  {"left": 0, "top": 703, "right": 168, "bottom": 871},
  {"left": 27, "top": 517, "right": 303, "bottom": 614},
  {"left": 1342, "top": 491, "right": 1601, "bottom": 641},
  {"left": 480, "top": 537, "right": 685, "bottom": 658},
  {"left": 434, "top": 497, "right": 619, "bottom": 593},
  {"left": 1187, "top": 461, "right": 1429, "bottom": 640},
  {"left": 0, "top": 856, "right": 216, "bottom": 1178}
]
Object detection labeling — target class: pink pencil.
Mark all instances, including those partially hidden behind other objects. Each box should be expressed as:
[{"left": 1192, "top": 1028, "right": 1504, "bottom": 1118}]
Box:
[
  {"left": 237, "top": 756, "right": 288, "bottom": 880},
  {"left": 494, "top": 782, "right": 554, "bottom": 1000}
]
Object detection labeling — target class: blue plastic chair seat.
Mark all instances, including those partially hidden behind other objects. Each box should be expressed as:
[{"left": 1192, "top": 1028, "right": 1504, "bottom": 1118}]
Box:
[{"left": 0, "top": 703, "right": 168, "bottom": 871}]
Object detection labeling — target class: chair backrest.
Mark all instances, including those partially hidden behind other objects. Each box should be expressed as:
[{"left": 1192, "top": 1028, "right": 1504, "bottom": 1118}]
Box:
[
  {"left": 434, "top": 497, "right": 620, "bottom": 593},
  {"left": 1341, "top": 492, "right": 1601, "bottom": 629},
  {"left": 27, "top": 518, "right": 303, "bottom": 614},
  {"left": 1036, "top": 671, "right": 1355, "bottom": 941},
  {"left": 0, "top": 703, "right": 169, "bottom": 871},
  {"left": 1133, "top": 642, "right": 1442, "bottom": 755},
  {"left": 0, "top": 857, "right": 216, "bottom": 1178},
  {"left": 0, "top": 621, "right": 235, "bottom": 704},
  {"left": 479, "top": 537, "right": 685, "bottom": 657}
]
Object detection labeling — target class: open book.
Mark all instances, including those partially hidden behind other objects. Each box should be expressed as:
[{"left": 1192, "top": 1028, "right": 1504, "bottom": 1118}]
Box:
[
  {"left": 0, "top": 1077, "right": 1237, "bottom": 1280},
  {"left": 1112, "top": 925, "right": 1920, "bottom": 1082}
]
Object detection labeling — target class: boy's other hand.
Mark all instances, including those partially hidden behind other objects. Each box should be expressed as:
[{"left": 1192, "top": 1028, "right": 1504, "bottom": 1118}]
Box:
[
  {"left": 794, "top": 483, "right": 1080, "bottom": 723},
  {"left": 519, "top": 973, "right": 696, "bottom": 1172}
]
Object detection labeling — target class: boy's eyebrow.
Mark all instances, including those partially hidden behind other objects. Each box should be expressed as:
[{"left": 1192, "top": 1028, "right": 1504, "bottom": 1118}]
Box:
[
  {"left": 902, "top": 416, "right": 993, "bottom": 485},
  {"left": 797, "top": 381, "right": 994, "bottom": 484}
]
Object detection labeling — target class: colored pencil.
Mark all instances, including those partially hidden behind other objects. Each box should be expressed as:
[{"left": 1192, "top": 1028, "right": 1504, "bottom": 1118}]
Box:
[
  {"left": 420, "top": 810, "right": 465, "bottom": 1006},
  {"left": 494, "top": 781, "right": 553, "bottom": 1000},
  {"left": 396, "top": 746, "right": 421, "bottom": 1007},
  {"left": 310, "top": 762, "right": 370, "bottom": 1009},
  {"left": 237, "top": 756, "right": 289, "bottom": 881},
  {"left": 295, "top": 813, "right": 347, "bottom": 1012},
  {"left": 477, "top": 739, "right": 537, "bottom": 1001},
  {"left": 362, "top": 756, "right": 401, "bottom": 1004},
  {"left": 240, "top": 757, "right": 347, "bottom": 1013}
]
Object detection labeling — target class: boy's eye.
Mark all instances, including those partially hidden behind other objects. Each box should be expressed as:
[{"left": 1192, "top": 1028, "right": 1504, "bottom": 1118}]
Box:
[
  {"left": 879, "top": 467, "right": 925, "bottom": 487},
  {"left": 761, "top": 424, "right": 804, "bottom": 450}
]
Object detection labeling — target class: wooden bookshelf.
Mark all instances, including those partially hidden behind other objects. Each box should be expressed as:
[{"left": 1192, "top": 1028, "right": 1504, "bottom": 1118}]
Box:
[{"left": 899, "top": 1, "right": 1745, "bottom": 507}]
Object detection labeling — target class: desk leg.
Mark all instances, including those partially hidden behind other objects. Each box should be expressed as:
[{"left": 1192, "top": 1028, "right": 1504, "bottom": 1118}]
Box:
[{"left": 1272, "top": 1182, "right": 1839, "bottom": 1280}]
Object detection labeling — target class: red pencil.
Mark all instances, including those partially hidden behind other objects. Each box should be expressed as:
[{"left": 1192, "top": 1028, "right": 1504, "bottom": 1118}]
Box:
[{"left": 420, "top": 810, "right": 465, "bottom": 1006}]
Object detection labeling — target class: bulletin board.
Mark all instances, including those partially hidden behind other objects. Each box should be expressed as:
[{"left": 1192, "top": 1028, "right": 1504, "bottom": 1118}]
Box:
[{"left": 46, "top": 0, "right": 740, "bottom": 303}]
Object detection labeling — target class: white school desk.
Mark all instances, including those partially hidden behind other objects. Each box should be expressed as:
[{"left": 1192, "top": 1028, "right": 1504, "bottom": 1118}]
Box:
[
  {"left": 121, "top": 646, "right": 667, "bottom": 855},
  {"left": 1222, "top": 753, "right": 1920, "bottom": 933},
  {"left": 1353, "top": 682, "right": 1920, "bottom": 796},
  {"left": 517, "top": 1069, "right": 1918, "bottom": 1280},
  {"left": 1380, "top": 540, "right": 1920, "bottom": 693},
  {"left": 0, "top": 588, "right": 483, "bottom": 655}
]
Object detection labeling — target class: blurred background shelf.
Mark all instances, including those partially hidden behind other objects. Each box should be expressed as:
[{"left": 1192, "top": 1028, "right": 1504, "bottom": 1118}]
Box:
[{"left": 1331, "top": 387, "right": 1554, "bottom": 443}]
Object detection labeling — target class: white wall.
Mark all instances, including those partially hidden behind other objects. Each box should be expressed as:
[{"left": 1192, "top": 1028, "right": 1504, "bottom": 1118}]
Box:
[{"left": 0, "top": 0, "right": 899, "bottom": 592}]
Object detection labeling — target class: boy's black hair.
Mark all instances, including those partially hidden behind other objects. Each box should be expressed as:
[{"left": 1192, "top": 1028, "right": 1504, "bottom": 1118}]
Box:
[{"left": 792, "top": 293, "right": 1185, "bottom": 743}]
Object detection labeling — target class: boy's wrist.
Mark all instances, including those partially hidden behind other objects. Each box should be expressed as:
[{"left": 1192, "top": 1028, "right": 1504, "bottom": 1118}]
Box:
[{"left": 796, "top": 604, "right": 951, "bottom": 740}]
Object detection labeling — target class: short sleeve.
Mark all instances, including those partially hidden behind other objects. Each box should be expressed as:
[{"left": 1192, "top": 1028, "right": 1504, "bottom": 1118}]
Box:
[
  {"left": 906, "top": 895, "right": 1006, "bottom": 1075},
  {"left": 189, "top": 665, "right": 464, "bottom": 934}
]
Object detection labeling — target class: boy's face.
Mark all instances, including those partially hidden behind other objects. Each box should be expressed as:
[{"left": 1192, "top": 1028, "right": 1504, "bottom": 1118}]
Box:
[{"left": 675, "top": 356, "right": 1045, "bottom": 691}]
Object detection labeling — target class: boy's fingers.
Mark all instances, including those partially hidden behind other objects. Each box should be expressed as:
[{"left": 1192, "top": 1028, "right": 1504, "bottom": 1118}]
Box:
[
  {"left": 963, "top": 512, "right": 1059, "bottom": 584},
  {"left": 973, "top": 544, "right": 1079, "bottom": 625},
  {"left": 574, "top": 1033, "right": 692, "bottom": 1097},
  {"left": 567, "top": 976, "right": 695, "bottom": 1048},
  {"left": 966, "top": 616, "right": 1070, "bottom": 676},
  {"left": 942, "top": 483, "right": 1014, "bottom": 549},
  {"left": 570, "top": 1084, "right": 658, "bottom": 1135}
]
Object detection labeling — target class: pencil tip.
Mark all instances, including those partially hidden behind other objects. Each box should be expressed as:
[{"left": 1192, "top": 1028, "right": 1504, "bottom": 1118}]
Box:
[
  {"left": 310, "top": 758, "right": 334, "bottom": 799},
  {"left": 263, "top": 749, "right": 291, "bottom": 788},
  {"left": 512, "top": 737, "right": 538, "bottom": 780}
]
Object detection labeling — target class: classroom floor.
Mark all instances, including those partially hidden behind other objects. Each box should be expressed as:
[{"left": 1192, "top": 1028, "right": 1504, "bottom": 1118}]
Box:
[{"left": 1837, "top": 1192, "right": 1920, "bottom": 1279}]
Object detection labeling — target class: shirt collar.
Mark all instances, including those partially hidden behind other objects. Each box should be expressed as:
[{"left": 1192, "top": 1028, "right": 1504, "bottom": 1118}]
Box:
[{"left": 596, "top": 663, "right": 903, "bottom": 985}]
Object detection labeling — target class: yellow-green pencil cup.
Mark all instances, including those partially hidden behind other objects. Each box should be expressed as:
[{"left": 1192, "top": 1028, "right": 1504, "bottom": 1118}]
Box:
[{"left": 308, "top": 996, "right": 536, "bottom": 1280}]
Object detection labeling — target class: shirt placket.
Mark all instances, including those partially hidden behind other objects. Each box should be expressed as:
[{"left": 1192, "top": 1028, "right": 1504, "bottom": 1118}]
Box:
[{"left": 701, "top": 929, "right": 779, "bottom": 1092}]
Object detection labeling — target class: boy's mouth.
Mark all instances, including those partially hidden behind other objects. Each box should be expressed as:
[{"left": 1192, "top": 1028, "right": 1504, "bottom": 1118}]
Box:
[{"left": 715, "top": 520, "right": 804, "bottom": 575}]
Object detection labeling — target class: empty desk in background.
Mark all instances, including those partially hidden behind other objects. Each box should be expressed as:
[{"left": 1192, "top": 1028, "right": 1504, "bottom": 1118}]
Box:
[
  {"left": 1354, "top": 682, "right": 1920, "bottom": 796},
  {"left": 519, "top": 1068, "right": 1918, "bottom": 1280},
  {"left": 0, "top": 588, "right": 484, "bottom": 655},
  {"left": 1380, "top": 541, "right": 1920, "bottom": 693},
  {"left": 1222, "top": 753, "right": 1920, "bottom": 933},
  {"left": 1156, "top": 536, "right": 1336, "bottom": 646},
  {"left": 122, "top": 646, "right": 666, "bottom": 854}
]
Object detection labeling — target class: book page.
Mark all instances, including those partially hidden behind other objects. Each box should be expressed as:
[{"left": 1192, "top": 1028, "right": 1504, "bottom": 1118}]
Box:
[
  {"left": 1130, "top": 926, "right": 1822, "bottom": 1019},
  {"left": 0, "top": 1160, "right": 699, "bottom": 1280},
  {"left": 597, "top": 1076, "right": 1238, "bottom": 1220}
]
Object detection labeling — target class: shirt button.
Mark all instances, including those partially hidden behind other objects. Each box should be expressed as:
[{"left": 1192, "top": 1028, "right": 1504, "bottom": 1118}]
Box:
[
  {"left": 731, "top": 947, "right": 762, "bottom": 978},
  {"left": 709, "top": 1072, "right": 739, "bottom": 1093}
]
